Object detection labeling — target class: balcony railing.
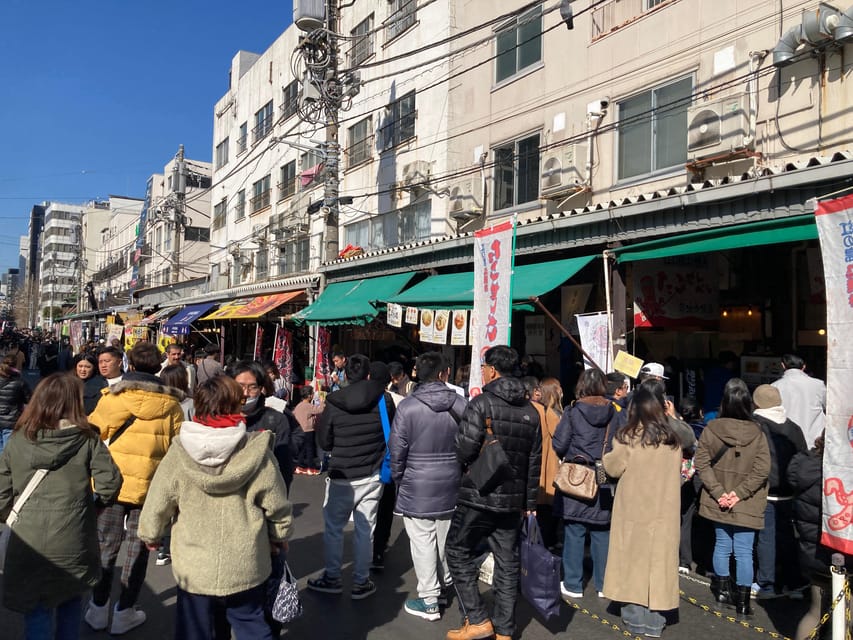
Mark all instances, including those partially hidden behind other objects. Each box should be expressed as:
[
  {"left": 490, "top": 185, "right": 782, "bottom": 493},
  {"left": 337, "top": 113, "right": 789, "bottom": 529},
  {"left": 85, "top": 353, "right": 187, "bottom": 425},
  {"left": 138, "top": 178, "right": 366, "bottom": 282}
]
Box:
[
  {"left": 250, "top": 190, "right": 271, "bottom": 213},
  {"left": 591, "top": 0, "right": 672, "bottom": 39}
]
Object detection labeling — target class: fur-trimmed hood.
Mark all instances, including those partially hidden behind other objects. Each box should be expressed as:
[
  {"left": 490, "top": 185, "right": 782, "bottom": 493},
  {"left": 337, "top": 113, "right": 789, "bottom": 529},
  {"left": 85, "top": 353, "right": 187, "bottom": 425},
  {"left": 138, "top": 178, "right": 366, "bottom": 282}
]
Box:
[{"left": 100, "top": 373, "right": 185, "bottom": 421}]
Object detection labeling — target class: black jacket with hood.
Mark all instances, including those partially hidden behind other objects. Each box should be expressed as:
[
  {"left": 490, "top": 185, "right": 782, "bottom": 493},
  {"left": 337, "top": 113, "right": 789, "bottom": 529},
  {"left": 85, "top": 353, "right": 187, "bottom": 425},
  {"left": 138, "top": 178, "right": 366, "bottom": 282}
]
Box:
[
  {"left": 455, "top": 376, "right": 542, "bottom": 513},
  {"left": 242, "top": 395, "right": 304, "bottom": 490},
  {"left": 552, "top": 396, "right": 617, "bottom": 525},
  {"left": 0, "top": 372, "right": 30, "bottom": 431},
  {"left": 317, "top": 379, "right": 395, "bottom": 481}
]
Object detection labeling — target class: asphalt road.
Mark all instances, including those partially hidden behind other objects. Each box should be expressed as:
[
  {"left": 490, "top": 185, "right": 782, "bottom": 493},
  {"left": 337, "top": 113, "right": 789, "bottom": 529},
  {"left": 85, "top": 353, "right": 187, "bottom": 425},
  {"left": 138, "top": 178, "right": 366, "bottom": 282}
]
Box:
[{"left": 1, "top": 472, "right": 812, "bottom": 639}]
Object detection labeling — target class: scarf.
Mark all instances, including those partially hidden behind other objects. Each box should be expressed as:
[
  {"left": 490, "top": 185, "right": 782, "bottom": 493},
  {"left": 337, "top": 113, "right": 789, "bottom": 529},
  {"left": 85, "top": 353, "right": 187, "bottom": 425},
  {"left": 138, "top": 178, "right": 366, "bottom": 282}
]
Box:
[{"left": 195, "top": 413, "right": 244, "bottom": 428}]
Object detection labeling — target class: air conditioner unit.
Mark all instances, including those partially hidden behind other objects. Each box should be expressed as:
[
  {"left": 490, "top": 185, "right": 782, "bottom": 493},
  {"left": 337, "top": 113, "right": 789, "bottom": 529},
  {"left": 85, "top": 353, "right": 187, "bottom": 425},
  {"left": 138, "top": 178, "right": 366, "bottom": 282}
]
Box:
[
  {"left": 687, "top": 94, "right": 751, "bottom": 159},
  {"left": 448, "top": 178, "right": 482, "bottom": 221},
  {"left": 540, "top": 142, "right": 588, "bottom": 196},
  {"left": 401, "top": 160, "right": 431, "bottom": 187}
]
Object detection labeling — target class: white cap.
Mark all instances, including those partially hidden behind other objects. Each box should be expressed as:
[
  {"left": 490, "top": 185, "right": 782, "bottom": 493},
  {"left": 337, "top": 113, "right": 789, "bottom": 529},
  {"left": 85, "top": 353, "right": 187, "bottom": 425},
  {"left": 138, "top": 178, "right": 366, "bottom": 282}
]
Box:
[{"left": 640, "top": 362, "right": 668, "bottom": 379}]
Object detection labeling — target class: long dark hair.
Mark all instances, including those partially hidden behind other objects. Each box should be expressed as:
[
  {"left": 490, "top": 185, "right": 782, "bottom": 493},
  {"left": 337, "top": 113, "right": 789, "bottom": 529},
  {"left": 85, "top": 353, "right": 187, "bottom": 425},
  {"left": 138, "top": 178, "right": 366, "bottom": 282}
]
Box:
[
  {"left": 719, "top": 378, "right": 754, "bottom": 421},
  {"left": 575, "top": 368, "right": 607, "bottom": 399},
  {"left": 16, "top": 374, "right": 98, "bottom": 441},
  {"left": 616, "top": 386, "right": 679, "bottom": 448}
]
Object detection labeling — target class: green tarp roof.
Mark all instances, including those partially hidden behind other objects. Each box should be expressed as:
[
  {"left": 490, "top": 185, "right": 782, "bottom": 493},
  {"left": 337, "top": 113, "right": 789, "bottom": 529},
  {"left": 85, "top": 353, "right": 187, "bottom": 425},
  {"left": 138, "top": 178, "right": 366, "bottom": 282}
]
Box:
[
  {"left": 386, "top": 255, "right": 596, "bottom": 308},
  {"left": 611, "top": 214, "right": 818, "bottom": 263},
  {"left": 291, "top": 272, "right": 415, "bottom": 325}
]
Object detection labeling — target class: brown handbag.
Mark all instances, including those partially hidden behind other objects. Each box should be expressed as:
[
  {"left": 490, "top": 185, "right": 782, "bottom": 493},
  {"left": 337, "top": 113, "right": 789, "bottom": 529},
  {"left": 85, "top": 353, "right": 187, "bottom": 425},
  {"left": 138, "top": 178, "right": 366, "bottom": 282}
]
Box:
[{"left": 553, "top": 421, "right": 612, "bottom": 500}]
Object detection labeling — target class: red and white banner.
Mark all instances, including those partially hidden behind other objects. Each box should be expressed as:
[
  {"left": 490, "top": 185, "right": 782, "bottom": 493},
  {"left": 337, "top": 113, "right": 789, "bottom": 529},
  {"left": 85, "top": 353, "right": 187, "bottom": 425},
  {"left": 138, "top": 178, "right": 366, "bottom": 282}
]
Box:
[
  {"left": 314, "top": 326, "right": 332, "bottom": 389},
  {"left": 815, "top": 195, "right": 853, "bottom": 554},
  {"left": 469, "top": 220, "right": 515, "bottom": 397},
  {"left": 632, "top": 256, "right": 718, "bottom": 328},
  {"left": 576, "top": 312, "right": 611, "bottom": 371},
  {"left": 253, "top": 323, "right": 264, "bottom": 361},
  {"left": 273, "top": 326, "right": 293, "bottom": 382}
]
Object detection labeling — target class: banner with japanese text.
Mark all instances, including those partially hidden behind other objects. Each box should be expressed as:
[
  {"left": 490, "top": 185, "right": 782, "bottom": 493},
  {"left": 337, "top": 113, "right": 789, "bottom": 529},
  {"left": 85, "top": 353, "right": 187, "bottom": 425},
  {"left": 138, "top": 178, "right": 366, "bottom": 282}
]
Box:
[
  {"left": 314, "top": 326, "right": 332, "bottom": 389},
  {"left": 631, "top": 255, "right": 718, "bottom": 328},
  {"left": 814, "top": 196, "right": 853, "bottom": 554},
  {"left": 469, "top": 220, "right": 515, "bottom": 397},
  {"left": 273, "top": 326, "right": 293, "bottom": 382},
  {"left": 576, "top": 312, "right": 611, "bottom": 371}
]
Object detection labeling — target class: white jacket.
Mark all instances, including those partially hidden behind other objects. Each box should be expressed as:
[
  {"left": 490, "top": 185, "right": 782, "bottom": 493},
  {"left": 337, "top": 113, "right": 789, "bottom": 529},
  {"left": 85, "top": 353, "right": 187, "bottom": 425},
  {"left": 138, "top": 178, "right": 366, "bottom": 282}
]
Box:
[{"left": 772, "top": 368, "right": 826, "bottom": 448}]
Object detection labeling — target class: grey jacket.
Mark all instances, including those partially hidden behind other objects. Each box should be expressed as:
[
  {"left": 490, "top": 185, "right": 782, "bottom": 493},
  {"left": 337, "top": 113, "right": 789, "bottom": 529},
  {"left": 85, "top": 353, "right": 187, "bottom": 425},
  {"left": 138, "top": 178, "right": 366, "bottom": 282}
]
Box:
[{"left": 390, "top": 381, "right": 467, "bottom": 518}]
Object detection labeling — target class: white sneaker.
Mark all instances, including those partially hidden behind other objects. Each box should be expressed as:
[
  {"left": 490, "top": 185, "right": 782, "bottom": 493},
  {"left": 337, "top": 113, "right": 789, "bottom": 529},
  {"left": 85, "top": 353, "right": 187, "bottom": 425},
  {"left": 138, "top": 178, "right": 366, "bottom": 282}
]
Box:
[
  {"left": 110, "top": 605, "right": 146, "bottom": 635},
  {"left": 560, "top": 583, "right": 583, "bottom": 599},
  {"left": 83, "top": 600, "right": 109, "bottom": 631}
]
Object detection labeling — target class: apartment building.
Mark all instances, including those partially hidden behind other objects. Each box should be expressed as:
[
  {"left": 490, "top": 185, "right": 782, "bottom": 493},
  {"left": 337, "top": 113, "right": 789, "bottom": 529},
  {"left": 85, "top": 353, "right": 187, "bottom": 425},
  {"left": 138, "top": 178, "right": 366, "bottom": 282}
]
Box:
[
  {"left": 89, "top": 197, "right": 144, "bottom": 309},
  {"left": 39, "top": 202, "right": 85, "bottom": 328}
]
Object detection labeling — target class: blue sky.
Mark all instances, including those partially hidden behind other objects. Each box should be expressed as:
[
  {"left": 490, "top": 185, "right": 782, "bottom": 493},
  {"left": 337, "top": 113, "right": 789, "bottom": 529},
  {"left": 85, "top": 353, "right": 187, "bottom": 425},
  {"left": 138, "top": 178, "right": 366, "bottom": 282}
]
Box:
[{"left": 0, "top": 0, "right": 292, "bottom": 271}]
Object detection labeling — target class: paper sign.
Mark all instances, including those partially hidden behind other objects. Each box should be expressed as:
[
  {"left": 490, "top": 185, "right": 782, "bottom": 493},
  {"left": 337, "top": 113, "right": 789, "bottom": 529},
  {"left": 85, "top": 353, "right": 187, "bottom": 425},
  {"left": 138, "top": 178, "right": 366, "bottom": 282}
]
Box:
[
  {"left": 613, "top": 350, "right": 644, "bottom": 379},
  {"left": 387, "top": 303, "right": 402, "bottom": 328},
  {"left": 451, "top": 310, "right": 468, "bottom": 346},
  {"left": 405, "top": 306, "right": 419, "bottom": 324},
  {"left": 419, "top": 309, "right": 435, "bottom": 343},
  {"left": 433, "top": 310, "right": 450, "bottom": 344}
]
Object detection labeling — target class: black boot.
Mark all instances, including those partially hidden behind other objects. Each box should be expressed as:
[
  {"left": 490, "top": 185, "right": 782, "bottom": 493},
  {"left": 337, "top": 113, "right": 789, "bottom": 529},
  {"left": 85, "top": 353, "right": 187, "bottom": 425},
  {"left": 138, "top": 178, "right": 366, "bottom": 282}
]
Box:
[
  {"left": 710, "top": 576, "right": 733, "bottom": 606},
  {"left": 734, "top": 585, "right": 753, "bottom": 618}
]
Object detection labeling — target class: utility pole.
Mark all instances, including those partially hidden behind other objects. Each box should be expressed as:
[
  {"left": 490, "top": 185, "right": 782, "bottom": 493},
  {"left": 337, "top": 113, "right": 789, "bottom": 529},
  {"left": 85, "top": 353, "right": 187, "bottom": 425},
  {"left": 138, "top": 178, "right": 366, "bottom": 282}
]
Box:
[
  {"left": 171, "top": 144, "right": 186, "bottom": 284},
  {"left": 322, "top": 0, "right": 340, "bottom": 263}
]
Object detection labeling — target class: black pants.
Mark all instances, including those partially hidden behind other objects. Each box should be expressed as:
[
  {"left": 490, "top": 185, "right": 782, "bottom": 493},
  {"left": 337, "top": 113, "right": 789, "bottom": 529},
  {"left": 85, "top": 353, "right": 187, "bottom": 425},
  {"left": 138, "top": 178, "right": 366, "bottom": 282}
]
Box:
[
  {"left": 175, "top": 584, "right": 271, "bottom": 640},
  {"left": 297, "top": 431, "right": 317, "bottom": 468},
  {"left": 679, "top": 481, "right": 698, "bottom": 568},
  {"left": 445, "top": 504, "right": 522, "bottom": 638},
  {"left": 373, "top": 481, "right": 396, "bottom": 558}
]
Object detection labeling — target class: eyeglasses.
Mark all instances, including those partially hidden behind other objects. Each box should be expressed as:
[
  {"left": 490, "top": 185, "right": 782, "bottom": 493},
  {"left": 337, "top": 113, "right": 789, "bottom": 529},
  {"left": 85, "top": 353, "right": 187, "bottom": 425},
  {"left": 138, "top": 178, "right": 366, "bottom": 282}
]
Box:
[{"left": 238, "top": 383, "right": 260, "bottom": 392}]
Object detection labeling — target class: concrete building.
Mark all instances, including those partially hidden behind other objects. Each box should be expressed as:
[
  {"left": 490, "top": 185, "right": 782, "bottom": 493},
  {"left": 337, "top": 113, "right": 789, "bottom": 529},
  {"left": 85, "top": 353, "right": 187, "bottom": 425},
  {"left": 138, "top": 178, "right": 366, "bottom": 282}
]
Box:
[
  {"left": 89, "top": 197, "right": 144, "bottom": 310},
  {"left": 39, "top": 201, "right": 85, "bottom": 328}
]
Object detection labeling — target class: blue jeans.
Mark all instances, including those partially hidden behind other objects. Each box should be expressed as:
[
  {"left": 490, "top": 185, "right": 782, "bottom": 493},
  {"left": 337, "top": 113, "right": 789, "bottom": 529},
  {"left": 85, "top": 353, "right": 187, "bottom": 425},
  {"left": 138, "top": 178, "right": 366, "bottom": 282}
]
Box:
[
  {"left": 713, "top": 523, "right": 755, "bottom": 587},
  {"left": 0, "top": 428, "right": 12, "bottom": 455},
  {"left": 755, "top": 500, "right": 803, "bottom": 590},
  {"left": 24, "top": 596, "right": 82, "bottom": 640},
  {"left": 562, "top": 521, "right": 609, "bottom": 593},
  {"left": 322, "top": 473, "right": 383, "bottom": 584}
]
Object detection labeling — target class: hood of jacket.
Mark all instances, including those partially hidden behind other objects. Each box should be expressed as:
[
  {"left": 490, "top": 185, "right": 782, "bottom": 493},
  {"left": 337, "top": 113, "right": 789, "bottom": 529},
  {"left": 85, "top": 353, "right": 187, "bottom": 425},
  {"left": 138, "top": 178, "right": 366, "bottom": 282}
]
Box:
[
  {"left": 326, "top": 379, "right": 386, "bottom": 412},
  {"left": 179, "top": 420, "right": 248, "bottom": 467},
  {"left": 173, "top": 427, "right": 272, "bottom": 494},
  {"left": 482, "top": 376, "right": 528, "bottom": 406},
  {"left": 707, "top": 417, "right": 763, "bottom": 446},
  {"left": 411, "top": 381, "right": 460, "bottom": 412},
  {"left": 24, "top": 420, "right": 91, "bottom": 470},
  {"left": 103, "top": 373, "right": 185, "bottom": 421},
  {"left": 573, "top": 395, "right": 616, "bottom": 428}
]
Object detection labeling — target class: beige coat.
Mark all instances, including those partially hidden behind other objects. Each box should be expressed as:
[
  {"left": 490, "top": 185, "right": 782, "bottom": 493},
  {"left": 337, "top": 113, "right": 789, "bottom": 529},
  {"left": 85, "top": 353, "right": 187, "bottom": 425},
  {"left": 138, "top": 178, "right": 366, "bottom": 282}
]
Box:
[
  {"left": 533, "top": 403, "right": 561, "bottom": 504},
  {"left": 601, "top": 435, "right": 682, "bottom": 611}
]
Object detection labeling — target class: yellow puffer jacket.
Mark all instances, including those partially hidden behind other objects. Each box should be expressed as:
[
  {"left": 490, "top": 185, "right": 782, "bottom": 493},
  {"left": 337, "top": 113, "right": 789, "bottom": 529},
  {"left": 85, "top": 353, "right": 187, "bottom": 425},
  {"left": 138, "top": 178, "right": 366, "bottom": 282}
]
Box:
[{"left": 88, "top": 373, "right": 185, "bottom": 506}]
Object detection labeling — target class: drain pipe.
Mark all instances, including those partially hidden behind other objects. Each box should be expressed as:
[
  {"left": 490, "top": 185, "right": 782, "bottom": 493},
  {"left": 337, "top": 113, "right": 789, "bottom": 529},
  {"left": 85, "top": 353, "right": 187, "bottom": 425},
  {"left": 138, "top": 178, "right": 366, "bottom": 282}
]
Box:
[
  {"left": 584, "top": 105, "right": 607, "bottom": 187},
  {"left": 742, "top": 51, "right": 768, "bottom": 149}
]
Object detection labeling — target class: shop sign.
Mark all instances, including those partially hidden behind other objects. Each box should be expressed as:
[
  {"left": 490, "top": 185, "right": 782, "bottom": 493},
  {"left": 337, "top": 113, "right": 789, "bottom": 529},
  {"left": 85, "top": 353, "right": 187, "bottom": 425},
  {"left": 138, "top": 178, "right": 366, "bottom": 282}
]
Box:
[{"left": 632, "top": 256, "right": 719, "bottom": 328}]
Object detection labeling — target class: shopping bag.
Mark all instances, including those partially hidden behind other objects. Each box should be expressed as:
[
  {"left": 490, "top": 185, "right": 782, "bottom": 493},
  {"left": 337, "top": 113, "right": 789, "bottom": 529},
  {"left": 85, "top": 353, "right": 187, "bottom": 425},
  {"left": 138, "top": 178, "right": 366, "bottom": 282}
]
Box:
[
  {"left": 266, "top": 554, "right": 303, "bottom": 624},
  {"left": 520, "top": 514, "right": 561, "bottom": 620}
]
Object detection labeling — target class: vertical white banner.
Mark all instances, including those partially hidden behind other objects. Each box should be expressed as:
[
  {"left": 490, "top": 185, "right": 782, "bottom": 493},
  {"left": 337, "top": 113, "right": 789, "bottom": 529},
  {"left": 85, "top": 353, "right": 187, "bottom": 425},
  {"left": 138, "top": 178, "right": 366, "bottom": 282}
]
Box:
[
  {"left": 469, "top": 220, "right": 515, "bottom": 396},
  {"left": 814, "top": 196, "right": 853, "bottom": 555},
  {"left": 575, "top": 312, "right": 612, "bottom": 371}
]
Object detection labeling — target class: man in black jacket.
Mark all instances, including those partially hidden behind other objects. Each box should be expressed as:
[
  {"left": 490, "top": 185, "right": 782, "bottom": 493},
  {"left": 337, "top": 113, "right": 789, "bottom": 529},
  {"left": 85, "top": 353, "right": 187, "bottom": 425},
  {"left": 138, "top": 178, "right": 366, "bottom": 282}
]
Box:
[
  {"left": 445, "top": 346, "right": 542, "bottom": 640},
  {"left": 307, "top": 354, "right": 395, "bottom": 601}
]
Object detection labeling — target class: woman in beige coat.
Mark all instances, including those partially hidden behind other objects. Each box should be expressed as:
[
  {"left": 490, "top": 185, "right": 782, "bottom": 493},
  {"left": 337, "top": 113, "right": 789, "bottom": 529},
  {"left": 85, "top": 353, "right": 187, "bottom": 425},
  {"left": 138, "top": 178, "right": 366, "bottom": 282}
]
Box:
[
  {"left": 532, "top": 377, "right": 562, "bottom": 549},
  {"left": 602, "top": 385, "right": 683, "bottom": 638},
  {"left": 694, "top": 378, "right": 770, "bottom": 619}
]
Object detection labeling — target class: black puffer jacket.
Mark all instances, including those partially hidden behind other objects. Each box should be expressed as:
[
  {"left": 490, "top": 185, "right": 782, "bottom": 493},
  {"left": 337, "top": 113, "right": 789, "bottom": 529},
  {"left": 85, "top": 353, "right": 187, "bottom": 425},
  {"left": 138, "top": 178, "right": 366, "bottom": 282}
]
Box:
[
  {"left": 317, "top": 379, "right": 395, "bottom": 481},
  {"left": 82, "top": 375, "right": 108, "bottom": 415},
  {"left": 552, "top": 396, "right": 617, "bottom": 525},
  {"left": 0, "top": 373, "right": 30, "bottom": 431},
  {"left": 243, "top": 395, "right": 304, "bottom": 490},
  {"left": 787, "top": 449, "right": 835, "bottom": 580},
  {"left": 390, "top": 381, "right": 466, "bottom": 518},
  {"left": 456, "top": 376, "right": 541, "bottom": 513},
  {"left": 754, "top": 413, "right": 807, "bottom": 497}
]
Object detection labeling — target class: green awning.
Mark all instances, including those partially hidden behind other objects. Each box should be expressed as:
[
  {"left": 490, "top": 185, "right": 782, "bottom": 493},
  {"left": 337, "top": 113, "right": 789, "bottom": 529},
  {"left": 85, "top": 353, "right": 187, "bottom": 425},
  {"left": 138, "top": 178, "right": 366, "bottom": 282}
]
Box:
[
  {"left": 291, "top": 272, "right": 415, "bottom": 325},
  {"left": 386, "top": 255, "right": 596, "bottom": 307},
  {"left": 612, "top": 214, "right": 818, "bottom": 263}
]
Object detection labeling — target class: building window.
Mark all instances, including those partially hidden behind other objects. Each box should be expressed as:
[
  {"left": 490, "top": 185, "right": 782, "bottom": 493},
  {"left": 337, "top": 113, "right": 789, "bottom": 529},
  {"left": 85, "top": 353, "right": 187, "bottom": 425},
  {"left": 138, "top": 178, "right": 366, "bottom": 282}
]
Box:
[
  {"left": 251, "top": 175, "right": 272, "bottom": 213},
  {"left": 253, "top": 101, "right": 274, "bottom": 143},
  {"left": 349, "top": 15, "right": 374, "bottom": 66},
  {"left": 617, "top": 76, "right": 692, "bottom": 180},
  {"left": 215, "top": 138, "right": 229, "bottom": 169},
  {"left": 646, "top": 0, "right": 667, "bottom": 8},
  {"left": 493, "top": 133, "right": 540, "bottom": 211},
  {"left": 164, "top": 227, "right": 171, "bottom": 252},
  {"left": 279, "top": 161, "right": 296, "bottom": 200},
  {"left": 234, "top": 190, "right": 246, "bottom": 221},
  {"left": 255, "top": 247, "right": 268, "bottom": 281},
  {"left": 212, "top": 198, "right": 227, "bottom": 231},
  {"left": 237, "top": 122, "right": 248, "bottom": 154},
  {"left": 278, "top": 238, "right": 309, "bottom": 275},
  {"left": 379, "top": 91, "right": 416, "bottom": 150},
  {"left": 386, "top": 0, "right": 416, "bottom": 41},
  {"left": 281, "top": 81, "right": 298, "bottom": 121},
  {"left": 344, "top": 201, "right": 430, "bottom": 251},
  {"left": 495, "top": 7, "right": 542, "bottom": 84},
  {"left": 347, "top": 117, "right": 373, "bottom": 167},
  {"left": 300, "top": 150, "right": 324, "bottom": 190}
]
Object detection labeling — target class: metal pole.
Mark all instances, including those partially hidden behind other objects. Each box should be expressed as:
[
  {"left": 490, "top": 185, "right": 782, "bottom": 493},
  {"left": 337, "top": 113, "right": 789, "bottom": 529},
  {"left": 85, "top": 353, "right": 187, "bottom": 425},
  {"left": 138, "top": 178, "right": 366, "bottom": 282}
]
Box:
[
  {"left": 530, "top": 296, "right": 603, "bottom": 372},
  {"left": 172, "top": 144, "right": 185, "bottom": 284},
  {"left": 323, "top": 0, "right": 340, "bottom": 263},
  {"left": 831, "top": 554, "right": 848, "bottom": 640},
  {"left": 603, "top": 250, "right": 613, "bottom": 370}
]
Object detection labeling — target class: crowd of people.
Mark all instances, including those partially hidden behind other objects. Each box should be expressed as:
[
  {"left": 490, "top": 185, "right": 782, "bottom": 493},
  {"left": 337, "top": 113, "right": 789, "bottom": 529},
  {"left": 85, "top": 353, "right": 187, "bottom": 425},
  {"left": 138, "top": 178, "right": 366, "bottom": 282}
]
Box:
[{"left": 0, "top": 332, "right": 849, "bottom": 640}]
